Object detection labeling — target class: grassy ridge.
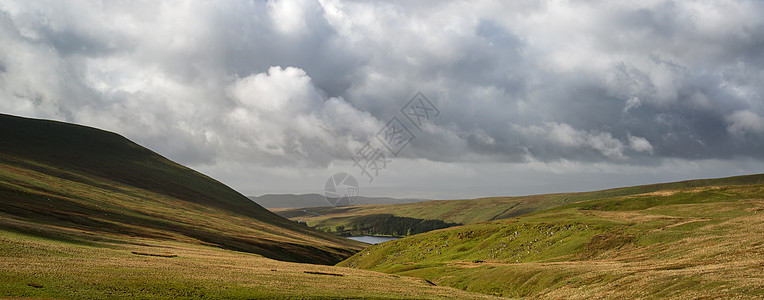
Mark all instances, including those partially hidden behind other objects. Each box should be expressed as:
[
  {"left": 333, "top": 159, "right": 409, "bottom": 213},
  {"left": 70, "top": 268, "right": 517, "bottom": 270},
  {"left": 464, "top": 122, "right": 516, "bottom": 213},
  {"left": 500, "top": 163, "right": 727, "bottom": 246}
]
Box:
[
  {"left": 338, "top": 181, "right": 764, "bottom": 298},
  {"left": 276, "top": 173, "right": 764, "bottom": 235},
  {"left": 0, "top": 113, "right": 361, "bottom": 264}
]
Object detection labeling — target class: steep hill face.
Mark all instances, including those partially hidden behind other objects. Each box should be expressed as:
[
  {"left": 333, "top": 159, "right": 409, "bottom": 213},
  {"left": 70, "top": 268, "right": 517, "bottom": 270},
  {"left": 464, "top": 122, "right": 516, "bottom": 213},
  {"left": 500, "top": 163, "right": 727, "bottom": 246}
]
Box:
[
  {"left": 0, "top": 113, "right": 363, "bottom": 264},
  {"left": 338, "top": 176, "right": 764, "bottom": 298}
]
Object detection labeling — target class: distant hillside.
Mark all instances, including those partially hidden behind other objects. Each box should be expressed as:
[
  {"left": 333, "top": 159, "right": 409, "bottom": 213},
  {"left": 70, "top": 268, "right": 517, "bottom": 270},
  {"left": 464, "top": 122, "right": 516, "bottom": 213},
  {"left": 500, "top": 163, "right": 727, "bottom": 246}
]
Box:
[
  {"left": 277, "top": 173, "right": 764, "bottom": 234},
  {"left": 338, "top": 175, "right": 764, "bottom": 298},
  {"left": 0, "top": 113, "right": 363, "bottom": 265},
  {"left": 250, "top": 193, "right": 427, "bottom": 209}
]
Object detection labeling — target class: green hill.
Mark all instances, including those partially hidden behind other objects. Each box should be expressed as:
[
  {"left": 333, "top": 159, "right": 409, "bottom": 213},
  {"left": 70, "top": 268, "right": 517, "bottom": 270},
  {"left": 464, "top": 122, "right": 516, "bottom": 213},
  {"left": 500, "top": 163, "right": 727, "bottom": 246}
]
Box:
[
  {"left": 338, "top": 175, "right": 764, "bottom": 298},
  {"left": 276, "top": 173, "right": 764, "bottom": 236},
  {"left": 0, "top": 113, "right": 365, "bottom": 264}
]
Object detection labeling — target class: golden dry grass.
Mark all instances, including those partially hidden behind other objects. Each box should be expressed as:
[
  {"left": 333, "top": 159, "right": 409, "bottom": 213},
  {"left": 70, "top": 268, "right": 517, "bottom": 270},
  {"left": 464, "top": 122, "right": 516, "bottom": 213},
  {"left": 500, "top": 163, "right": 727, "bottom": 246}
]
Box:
[
  {"left": 0, "top": 228, "right": 501, "bottom": 299},
  {"left": 339, "top": 188, "right": 764, "bottom": 299}
]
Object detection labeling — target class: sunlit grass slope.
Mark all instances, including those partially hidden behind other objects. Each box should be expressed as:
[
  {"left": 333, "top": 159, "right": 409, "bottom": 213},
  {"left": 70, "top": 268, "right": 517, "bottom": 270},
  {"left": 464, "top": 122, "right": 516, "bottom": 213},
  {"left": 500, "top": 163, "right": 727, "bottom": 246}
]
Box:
[
  {"left": 339, "top": 178, "right": 764, "bottom": 298},
  {"left": 0, "top": 113, "right": 362, "bottom": 264},
  {"left": 0, "top": 227, "right": 500, "bottom": 299}
]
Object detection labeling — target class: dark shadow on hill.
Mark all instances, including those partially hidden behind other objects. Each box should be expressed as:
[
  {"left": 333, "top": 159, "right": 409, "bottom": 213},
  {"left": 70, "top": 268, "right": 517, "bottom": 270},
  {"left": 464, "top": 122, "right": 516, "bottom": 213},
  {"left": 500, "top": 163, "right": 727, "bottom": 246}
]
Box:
[
  {"left": 315, "top": 214, "right": 462, "bottom": 237},
  {"left": 0, "top": 186, "right": 354, "bottom": 264},
  {"left": 0, "top": 113, "right": 282, "bottom": 222}
]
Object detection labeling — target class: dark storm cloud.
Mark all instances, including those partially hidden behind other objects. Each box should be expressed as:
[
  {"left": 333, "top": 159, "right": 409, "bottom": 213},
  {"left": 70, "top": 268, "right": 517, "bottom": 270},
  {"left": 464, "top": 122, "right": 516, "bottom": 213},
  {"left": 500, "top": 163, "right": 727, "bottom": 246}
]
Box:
[{"left": 1, "top": 0, "right": 763, "bottom": 195}]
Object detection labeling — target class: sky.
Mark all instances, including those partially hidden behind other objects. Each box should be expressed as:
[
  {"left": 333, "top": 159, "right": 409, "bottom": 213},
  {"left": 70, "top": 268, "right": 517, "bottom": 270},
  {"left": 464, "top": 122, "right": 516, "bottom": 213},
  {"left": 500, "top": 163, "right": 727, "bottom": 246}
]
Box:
[{"left": 1, "top": 0, "right": 763, "bottom": 200}]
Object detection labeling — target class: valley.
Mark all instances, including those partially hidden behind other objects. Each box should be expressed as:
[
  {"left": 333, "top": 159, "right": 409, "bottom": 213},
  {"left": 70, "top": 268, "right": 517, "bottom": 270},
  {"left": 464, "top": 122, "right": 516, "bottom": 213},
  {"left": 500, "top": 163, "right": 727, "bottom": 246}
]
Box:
[
  {"left": 2, "top": 113, "right": 763, "bottom": 299},
  {"left": 0, "top": 114, "right": 494, "bottom": 299}
]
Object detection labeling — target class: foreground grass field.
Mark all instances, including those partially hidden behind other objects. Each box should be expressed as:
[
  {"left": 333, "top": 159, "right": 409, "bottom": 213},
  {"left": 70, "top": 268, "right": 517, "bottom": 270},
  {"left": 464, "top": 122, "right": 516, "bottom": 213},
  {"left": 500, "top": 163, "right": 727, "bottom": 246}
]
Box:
[
  {"left": 339, "top": 182, "right": 764, "bottom": 298},
  {"left": 0, "top": 227, "right": 499, "bottom": 299}
]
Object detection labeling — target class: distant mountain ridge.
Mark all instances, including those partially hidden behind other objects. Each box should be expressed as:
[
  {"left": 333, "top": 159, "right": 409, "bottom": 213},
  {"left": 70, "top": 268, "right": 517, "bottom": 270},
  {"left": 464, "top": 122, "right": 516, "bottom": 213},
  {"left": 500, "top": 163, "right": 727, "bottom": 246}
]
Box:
[{"left": 250, "top": 193, "right": 428, "bottom": 208}]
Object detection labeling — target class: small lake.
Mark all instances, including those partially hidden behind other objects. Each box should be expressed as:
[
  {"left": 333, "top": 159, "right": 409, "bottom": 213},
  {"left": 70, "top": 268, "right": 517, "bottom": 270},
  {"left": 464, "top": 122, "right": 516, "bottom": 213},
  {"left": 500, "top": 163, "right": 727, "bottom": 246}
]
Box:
[{"left": 346, "top": 236, "right": 400, "bottom": 244}]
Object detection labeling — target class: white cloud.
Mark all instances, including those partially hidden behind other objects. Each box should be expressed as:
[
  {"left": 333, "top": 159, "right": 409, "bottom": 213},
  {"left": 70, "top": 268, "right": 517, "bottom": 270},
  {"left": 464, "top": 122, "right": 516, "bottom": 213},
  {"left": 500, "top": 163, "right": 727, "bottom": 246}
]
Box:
[
  {"left": 224, "top": 66, "right": 381, "bottom": 165},
  {"left": 624, "top": 96, "right": 642, "bottom": 112},
  {"left": 547, "top": 123, "right": 627, "bottom": 159},
  {"left": 228, "top": 66, "right": 319, "bottom": 113},
  {"left": 268, "top": 0, "right": 310, "bottom": 35},
  {"left": 628, "top": 134, "right": 654, "bottom": 154},
  {"left": 726, "top": 110, "right": 764, "bottom": 137},
  {"left": 514, "top": 122, "right": 655, "bottom": 160}
]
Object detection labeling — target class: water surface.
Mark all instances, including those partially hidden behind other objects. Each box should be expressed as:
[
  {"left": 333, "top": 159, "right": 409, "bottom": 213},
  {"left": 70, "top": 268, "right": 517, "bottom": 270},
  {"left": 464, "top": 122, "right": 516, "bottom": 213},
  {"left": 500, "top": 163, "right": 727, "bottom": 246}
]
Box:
[{"left": 347, "top": 236, "right": 400, "bottom": 244}]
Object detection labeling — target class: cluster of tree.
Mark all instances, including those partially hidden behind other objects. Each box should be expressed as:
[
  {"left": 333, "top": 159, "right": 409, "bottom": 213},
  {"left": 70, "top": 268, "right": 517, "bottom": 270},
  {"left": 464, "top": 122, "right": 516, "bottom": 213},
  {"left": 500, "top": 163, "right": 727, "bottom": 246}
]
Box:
[{"left": 318, "top": 214, "right": 461, "bottom": 237}]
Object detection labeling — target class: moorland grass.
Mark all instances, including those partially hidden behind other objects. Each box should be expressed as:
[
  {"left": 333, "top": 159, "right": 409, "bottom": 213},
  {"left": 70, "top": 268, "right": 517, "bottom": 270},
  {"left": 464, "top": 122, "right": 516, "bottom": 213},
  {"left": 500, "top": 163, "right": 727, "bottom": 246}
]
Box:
[
  {"left": 339, "top": 185, "right": 764, "bottom": 299},
  {"left": 276, "top": 174, "right": 764, "bottom": 239},
  {"left": 0, "top": 228, "right": 499, "bottom": 299}
]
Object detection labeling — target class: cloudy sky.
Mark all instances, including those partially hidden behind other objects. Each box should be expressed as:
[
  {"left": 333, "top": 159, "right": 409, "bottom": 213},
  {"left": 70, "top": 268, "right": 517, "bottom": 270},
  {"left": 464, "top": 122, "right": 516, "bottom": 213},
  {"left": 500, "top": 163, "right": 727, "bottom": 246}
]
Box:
[{"left": 1, "top": 0, "right": 763, "bottom": 200}]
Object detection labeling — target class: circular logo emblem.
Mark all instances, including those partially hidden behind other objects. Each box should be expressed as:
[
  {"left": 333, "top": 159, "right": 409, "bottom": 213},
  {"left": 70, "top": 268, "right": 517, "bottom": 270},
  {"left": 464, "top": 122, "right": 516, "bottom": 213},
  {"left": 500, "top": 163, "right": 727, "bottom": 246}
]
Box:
[{"left": 323, "top": 172, "right": 359, "bottom": 206}]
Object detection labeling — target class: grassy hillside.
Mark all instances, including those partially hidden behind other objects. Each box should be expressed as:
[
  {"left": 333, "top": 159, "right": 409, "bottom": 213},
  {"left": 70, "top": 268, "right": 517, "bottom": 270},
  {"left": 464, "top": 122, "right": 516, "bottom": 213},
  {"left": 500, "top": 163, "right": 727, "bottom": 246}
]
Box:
[
  {"left": 276, "top": 173, "right": 764, "bottom": 236},
  {"left": 0, "top": 113, "right": 502, "bottom": 299},
  {"left": 0, "top": 226, "right": 499, "bottom": 299},
  {"left": 338, "top": 177, "right": 764, "bottom": 298},
  {"left": 0, "top": 113, "right": 362, "bottom": 264}
]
